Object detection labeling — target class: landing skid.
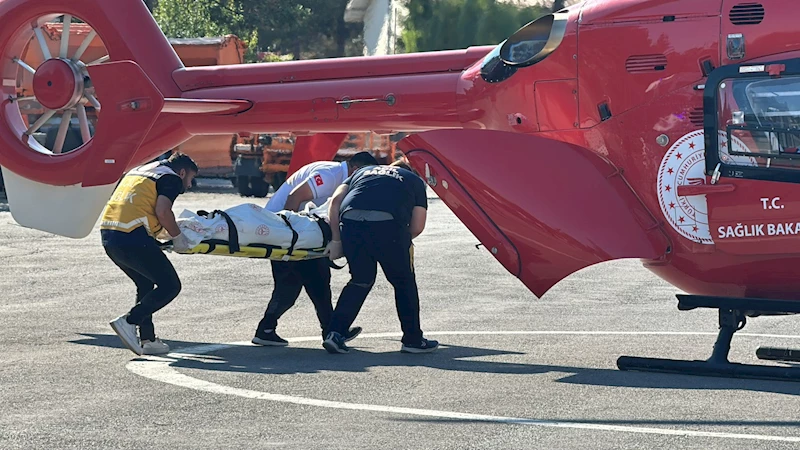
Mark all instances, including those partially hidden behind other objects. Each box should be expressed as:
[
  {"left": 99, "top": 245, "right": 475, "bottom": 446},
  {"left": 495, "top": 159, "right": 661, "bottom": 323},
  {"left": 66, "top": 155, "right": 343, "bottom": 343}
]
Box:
[
  {"left": 756, "top": 347, "right": 800, "bottom": 363},
  {"left": 617, "top": 295, "right": 800, "bottom": 382}
]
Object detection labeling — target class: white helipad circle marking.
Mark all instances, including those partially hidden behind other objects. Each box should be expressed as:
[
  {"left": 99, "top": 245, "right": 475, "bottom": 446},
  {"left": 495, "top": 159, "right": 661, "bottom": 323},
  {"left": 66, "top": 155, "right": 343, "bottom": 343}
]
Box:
[{"left": 127, "top": 331, "right": 800, "bottom": 443}]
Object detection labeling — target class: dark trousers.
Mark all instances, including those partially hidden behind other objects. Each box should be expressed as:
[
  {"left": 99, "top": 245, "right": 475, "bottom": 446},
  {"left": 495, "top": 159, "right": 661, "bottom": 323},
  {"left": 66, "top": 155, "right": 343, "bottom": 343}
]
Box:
[
  {"left": 257, "top": 258, "right": 333, "bottom": 335},
  {"left": 328, "top": 219, "right": 423, "bottom": 345},
  {"left": 104, "top": 243, "right": 182, "bottom": 341}
]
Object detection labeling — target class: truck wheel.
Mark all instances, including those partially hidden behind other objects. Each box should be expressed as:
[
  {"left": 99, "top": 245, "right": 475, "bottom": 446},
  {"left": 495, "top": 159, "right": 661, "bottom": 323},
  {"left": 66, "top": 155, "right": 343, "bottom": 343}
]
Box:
[
  {"left": 237, "top": 176, "right": 252, "bottom": 197},
  {"left": 271, "top": 171, "right": 287, "bottom": 191},
  {"left": 251, "top": 176, "right": 270, "bottom": 198}
]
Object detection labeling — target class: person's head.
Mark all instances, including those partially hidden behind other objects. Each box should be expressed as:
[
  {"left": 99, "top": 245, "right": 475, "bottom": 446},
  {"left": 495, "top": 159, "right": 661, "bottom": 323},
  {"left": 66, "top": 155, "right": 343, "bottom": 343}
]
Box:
[
  {"left": 163, "top": 151, "right": 198, "bottom": 193},
  {"left": 390, "top": 157, "right": 419, "bottom": 176},
  {"left": 347, "top": 151, "right": 380, "bottom": 175}
]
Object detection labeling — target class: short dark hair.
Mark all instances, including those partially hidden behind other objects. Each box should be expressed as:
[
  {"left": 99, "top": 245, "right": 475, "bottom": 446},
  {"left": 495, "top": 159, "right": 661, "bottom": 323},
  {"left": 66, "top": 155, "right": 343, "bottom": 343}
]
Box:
[
  {"left": 164, "top": 151, "right": 198, "bottom": 174},
  {"left": 390, "top": 158, "right": 420, "bottom": 176},
  {"left": 349, "top": 151, "right": 379, "bottom": 168}
]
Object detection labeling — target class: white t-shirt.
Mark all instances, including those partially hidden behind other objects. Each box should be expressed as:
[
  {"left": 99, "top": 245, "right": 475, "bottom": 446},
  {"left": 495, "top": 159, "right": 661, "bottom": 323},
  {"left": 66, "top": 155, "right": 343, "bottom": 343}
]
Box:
[{"left": 265, "top": 161, "right": 349, "bottom": 212}]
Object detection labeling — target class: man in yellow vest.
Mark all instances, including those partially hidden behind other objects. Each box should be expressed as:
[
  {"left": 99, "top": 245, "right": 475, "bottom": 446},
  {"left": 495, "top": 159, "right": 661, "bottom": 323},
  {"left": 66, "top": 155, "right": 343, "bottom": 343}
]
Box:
[{"left": 103, "top": 152, "right": 198, "bottom": 356}]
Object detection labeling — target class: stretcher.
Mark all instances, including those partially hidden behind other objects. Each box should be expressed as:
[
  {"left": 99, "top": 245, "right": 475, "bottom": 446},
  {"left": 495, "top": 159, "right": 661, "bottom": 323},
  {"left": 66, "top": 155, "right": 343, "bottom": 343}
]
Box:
[
  {"left": 161, "top": 202, "right": 343, "bottom": 266},
  {"left": 171, "top": 239, "right": 328, "bottom": 261}
]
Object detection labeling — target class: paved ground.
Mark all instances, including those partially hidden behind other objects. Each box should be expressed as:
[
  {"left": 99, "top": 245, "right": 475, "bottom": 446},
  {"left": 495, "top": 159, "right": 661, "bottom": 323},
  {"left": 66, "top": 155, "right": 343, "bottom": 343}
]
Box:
[{"left": 1, "top": 182, "right": 800, "bottom": 449}]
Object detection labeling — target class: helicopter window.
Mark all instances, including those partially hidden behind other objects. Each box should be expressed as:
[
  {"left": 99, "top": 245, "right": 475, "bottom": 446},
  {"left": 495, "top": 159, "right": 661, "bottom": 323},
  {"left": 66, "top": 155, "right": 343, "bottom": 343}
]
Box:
[
  {"left": 716, "top": 76, "right": 800, "bottom": 171},
  {"left": 479, "top": 12, "right": 567, "bottom": 84},
  {"left": 503, "top": 36, "right": 548, "bottom": 65},
  {"left": 479, "top": 43, "right": 518, "bottom": 83}
]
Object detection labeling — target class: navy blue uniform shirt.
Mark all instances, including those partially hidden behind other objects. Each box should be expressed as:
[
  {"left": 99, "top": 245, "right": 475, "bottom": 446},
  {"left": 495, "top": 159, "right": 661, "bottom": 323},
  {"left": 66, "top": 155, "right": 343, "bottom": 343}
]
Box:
[{"left": 340, "top": 165, "right": 427, "bottom": 226}]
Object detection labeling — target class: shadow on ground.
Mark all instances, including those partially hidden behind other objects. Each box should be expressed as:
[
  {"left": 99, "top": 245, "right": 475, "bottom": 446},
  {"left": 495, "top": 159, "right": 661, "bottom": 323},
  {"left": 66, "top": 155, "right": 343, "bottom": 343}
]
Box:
[{"left": 71, "top": 333, "right": 800, "bottom": 398}]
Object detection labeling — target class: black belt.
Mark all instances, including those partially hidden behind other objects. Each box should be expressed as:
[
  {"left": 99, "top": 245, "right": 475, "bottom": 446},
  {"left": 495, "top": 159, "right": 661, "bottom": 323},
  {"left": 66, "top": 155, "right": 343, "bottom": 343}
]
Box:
[
  {"left": 299, "top": 212, "right": 345, "bottom": 270},
  {"left": 277, "top": 213, "right": 300, "bottom": 256},
  {"left": 309, "top": 213, "right": 332, "bottom": 246},
  {"left": 197, "top": 209, "right": 239, "bottom": 253}
]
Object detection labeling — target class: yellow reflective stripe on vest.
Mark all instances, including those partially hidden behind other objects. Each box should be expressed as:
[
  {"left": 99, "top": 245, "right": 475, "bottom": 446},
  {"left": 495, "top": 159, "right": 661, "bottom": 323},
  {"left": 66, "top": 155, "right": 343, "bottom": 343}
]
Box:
[
  {"left": 100, "top": 162, "right": 178, "bottom": 237},
  {"left": 99, "top": 217, "right": 151, "bottom": 233}
]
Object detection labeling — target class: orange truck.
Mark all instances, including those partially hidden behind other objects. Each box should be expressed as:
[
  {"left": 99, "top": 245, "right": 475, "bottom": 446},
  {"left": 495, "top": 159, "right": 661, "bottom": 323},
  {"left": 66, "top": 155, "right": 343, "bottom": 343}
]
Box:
[
  {"left": 168, "top": 35, "right": 249, "bottom": 181},
  {"left": 9, "top": 24, "right": 397, "bottom": 197},
  {"left": 229, "top": 131, "right": 398, "bottom": 197}
]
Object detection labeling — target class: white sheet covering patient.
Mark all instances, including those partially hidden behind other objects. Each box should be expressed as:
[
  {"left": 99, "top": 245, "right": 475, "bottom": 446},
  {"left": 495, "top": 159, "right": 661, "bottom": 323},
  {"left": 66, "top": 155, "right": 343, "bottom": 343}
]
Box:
[{"left": 175, "top": 199, "right": 331, "bottom": 250}]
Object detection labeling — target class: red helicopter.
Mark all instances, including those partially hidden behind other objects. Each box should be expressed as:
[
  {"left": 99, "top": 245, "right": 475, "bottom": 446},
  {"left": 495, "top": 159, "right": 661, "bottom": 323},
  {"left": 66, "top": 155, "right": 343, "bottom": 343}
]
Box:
[{"left": 1, "top": 0, "right": 799, "bottom": 381}]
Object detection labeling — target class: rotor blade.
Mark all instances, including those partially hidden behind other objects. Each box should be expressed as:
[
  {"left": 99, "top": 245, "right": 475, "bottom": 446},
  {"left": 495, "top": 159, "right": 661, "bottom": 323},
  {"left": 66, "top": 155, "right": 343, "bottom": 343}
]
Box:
[
  {"left": 52, "top": 110, "right": 73, "bottom": 154},
  {"left": 77, "top": 104, "right": 91, "bottom": 143},
  {"left": 85, "top": 93, "right": 101, "bottom": 110},
  {"left": 71, "top": 29, "right": 97, "bottom": 62},
  {"left": 24, "top": 109, "right": 56, "bottom": 135},
  {"left": 87, "top": 55, "right": 109, "bottom": 66},
  {"left": 32, "top": 27, "right": 52, "bottom": 60},
  {"left": 12, "top": 57, "right": 35, "bottom": 74},
  {"left": 60, "top": 15, "right": 72, "bottom": 58}
]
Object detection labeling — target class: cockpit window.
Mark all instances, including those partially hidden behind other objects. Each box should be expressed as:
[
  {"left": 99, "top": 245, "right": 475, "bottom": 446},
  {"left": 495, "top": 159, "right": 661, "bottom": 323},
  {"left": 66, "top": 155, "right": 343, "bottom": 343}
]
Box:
[
  {"left": 703, "top": 59, "right": 800, "bottom": 184},
  {"left": 745, "top": 78, "right": 800, "bottom": 130},
  {"left": 717, "top": 75, "right": 800, "bottom": 171},
  {"left": 479, "top": 12, "right": 568, "bottom": 84},
  {"left": 506, "top": 40, "right": 548, "bottom": 64},
  {"left": 499, "top": 14, "right": 557, "bottom": 66},
  {"left": 479, "top": 43, "right": 518, "bottom": 83}
]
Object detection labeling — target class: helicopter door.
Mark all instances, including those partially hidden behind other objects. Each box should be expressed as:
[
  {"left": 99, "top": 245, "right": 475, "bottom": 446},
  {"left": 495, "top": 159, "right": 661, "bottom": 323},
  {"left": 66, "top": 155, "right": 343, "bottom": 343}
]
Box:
[{"left": 701, "top": 59, "right": 800, "bottom": 255}]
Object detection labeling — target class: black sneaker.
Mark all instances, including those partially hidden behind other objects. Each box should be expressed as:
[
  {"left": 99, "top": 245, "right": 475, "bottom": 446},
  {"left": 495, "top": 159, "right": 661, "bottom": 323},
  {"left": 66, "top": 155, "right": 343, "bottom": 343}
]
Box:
[
  {"left": 252, "top": 330, "right": 289, "bottom": 346},
  {"left": 401, "top": 338, "right": 439, "bottom": 353},
  {"left": 344, "top": 326, "right": 362, "bottom": 342},
  {"left": 322, "top": 332, "right": 350, "bottom": 354}
]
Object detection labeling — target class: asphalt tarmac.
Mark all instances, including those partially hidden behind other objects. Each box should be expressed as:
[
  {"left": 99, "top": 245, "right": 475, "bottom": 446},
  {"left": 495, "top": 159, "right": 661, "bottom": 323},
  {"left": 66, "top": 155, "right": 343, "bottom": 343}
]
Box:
[{"left": 1, "top": 184, "right": 799, "bottom": 449}]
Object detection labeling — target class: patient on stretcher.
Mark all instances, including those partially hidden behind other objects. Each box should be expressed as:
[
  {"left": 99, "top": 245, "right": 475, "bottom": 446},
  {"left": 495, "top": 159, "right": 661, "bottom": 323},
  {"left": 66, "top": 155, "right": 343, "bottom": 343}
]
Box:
[{"left": 172, "top": 199, "right": 334, "bottom": 259}]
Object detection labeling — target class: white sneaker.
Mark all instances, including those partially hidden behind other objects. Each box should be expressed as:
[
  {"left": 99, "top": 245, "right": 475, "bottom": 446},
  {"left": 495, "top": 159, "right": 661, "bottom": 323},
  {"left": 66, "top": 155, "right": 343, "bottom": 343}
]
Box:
[
  {"left": 109, "top": 315, "right": 143, "bottom": 356},
  {"left": 142, "top": 338, "right": 170, "bottom": 355}
]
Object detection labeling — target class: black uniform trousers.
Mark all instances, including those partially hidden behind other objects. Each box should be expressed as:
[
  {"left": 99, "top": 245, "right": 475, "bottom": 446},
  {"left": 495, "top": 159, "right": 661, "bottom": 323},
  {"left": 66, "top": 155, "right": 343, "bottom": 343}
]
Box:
[
  {"left": 327, "top": 218, "right": 423, "bottom": 345},
  {"left": 104, "top": 241, "right": 182, "bottom": 342},
  {"left": 257, "top": 258, "right": 333, "bottom": 336}
]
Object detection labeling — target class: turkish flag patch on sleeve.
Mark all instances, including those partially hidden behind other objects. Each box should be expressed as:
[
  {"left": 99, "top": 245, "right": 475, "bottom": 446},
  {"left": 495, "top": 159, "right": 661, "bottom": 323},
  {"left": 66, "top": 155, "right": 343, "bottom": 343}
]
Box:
[{"left": 314, "top": 174, "right": 324, "bottom": 186}]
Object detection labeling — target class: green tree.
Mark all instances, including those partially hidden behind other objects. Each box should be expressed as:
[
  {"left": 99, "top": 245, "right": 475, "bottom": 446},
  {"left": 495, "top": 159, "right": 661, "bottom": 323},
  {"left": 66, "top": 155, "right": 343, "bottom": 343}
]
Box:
[
  {"left": 399, "top": 0, "right": 549, "bottom": 53},
  {"left": 152, "top": 0, "right": 235, "bottom": 38},
  {"left": 153, "top": 0, "right": 362, "bottom": 61},
  {"left": 233, "top": 0, "right": 362, "bottom": 59}
]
